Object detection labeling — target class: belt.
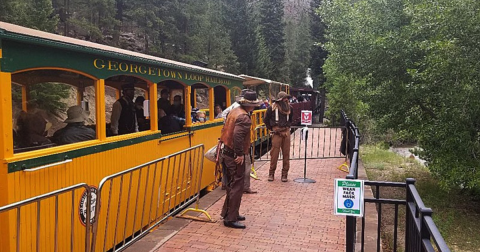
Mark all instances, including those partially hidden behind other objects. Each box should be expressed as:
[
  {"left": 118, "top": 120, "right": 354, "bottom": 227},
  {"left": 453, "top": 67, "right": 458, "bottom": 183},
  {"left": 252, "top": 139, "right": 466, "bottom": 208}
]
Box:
[{"left": 222, "top": 146, "right": 236, "bottom": 158}]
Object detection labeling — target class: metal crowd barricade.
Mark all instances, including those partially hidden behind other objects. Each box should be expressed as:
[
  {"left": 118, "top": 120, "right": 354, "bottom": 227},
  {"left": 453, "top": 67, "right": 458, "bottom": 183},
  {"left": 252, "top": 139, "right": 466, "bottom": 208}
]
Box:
[
  {"left": 254, "top": 125, "right": 345, "bottom": 161},
  {"left": 90, "top": 144, "right": 205, "bottom": 252},
  {"left": 0, "top": 183, "right": 92, "bottom": 252}
]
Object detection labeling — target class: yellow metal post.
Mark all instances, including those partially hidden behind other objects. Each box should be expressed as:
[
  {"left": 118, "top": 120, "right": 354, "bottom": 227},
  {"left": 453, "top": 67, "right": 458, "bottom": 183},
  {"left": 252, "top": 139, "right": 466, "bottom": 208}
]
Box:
[
  {"left": 115, "top": 89, "right": 120, "bottom": 100},
  {"left": 193, "top": 88, "right": 197, "bottom": 108},
  {"left": 96, "top": 79, "right": 107, "bottom": 140},
  {"left": 185, "top": 86, "right": 192, "bottom": 126},
  {"left": 226, "top": 89, "right": 231, "bottom": 107},
  {"left": 149, "top": 82, "right": 158, "bottom": 131},
  {"left": 21, "top": 85, "right": 28, "bottom": 111},
  {"left": 0, "top": 72, "right": 14, "bottom": 159},
  {"left": 208, "top": 87, "right": 214, "bottom": 122}
]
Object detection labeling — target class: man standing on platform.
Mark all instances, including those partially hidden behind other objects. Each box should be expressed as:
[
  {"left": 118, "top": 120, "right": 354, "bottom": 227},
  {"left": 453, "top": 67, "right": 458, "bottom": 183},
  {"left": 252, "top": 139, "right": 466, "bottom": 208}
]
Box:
[
  {"left": 221, "top": 89, "right": 257, "bottom": 194},
  {"left": 220, "top": 91, "right": 262, "bottom": 229},
  {"left": 263, "top": 91, "right": 293, "bottom": 182}
]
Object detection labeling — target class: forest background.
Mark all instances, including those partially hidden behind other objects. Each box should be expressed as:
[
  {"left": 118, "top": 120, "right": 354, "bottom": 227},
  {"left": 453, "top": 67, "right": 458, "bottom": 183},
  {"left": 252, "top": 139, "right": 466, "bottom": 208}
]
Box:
[{"left": 2, "top": 0, "right": 480, "bottom": 198}]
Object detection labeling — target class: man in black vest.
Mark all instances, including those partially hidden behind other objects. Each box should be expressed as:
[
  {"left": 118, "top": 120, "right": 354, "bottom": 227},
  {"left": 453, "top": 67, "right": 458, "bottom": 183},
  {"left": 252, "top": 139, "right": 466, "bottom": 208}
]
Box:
[{"left": 111, "top": 83, "right": 138, "bottom": 135}]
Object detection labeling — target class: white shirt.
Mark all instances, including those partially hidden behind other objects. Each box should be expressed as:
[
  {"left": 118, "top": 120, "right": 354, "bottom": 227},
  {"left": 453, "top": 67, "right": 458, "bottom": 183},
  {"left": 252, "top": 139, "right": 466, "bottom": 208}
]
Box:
[{"left": 221, "top": 102, "right": 240, "bottom": 121}]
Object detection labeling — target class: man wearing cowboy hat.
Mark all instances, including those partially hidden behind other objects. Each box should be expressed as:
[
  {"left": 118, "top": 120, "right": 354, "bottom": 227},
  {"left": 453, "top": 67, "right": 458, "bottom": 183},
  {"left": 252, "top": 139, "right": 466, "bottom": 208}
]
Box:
[
  {"left": 52, "top": 105, "right": 95, "bottom": 145},
  {"left": 220, "top": 89, "right": 258, "bottom": 194},
  {"left": 220, "top": 91, "right": 262, "bottom": 229},
  {"left": 263, "top": 91, "right": 293, "bottom": 182},
  {"left": 111, "top": 83, "right": 138, "bottom": 135}
]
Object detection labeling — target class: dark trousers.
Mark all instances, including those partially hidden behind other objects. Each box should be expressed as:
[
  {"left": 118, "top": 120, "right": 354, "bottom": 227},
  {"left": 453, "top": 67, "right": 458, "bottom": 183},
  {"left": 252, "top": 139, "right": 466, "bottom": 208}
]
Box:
[{"left": 221, "top": 155, "right": 245, "bottom": 222}]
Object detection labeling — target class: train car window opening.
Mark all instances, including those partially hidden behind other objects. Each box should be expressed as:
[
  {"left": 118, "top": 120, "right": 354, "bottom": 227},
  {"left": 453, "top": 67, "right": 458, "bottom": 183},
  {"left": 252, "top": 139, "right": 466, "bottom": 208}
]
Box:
[
  {"left": 157, "top": 80, "right": 187, "bottom": 134},
  {"left": 213, "top": 86, "right": 227, "bottom": 119},
  {"left": 105, "top": 75, "right": 150, "bottom": 136},
  {"left": 11, "top": 69, "right": 97, "bottom": 153}
]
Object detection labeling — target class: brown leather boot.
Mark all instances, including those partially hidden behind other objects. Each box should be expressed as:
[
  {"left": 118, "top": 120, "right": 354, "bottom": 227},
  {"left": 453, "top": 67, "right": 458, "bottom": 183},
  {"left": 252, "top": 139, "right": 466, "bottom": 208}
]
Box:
[
  {"left": 268, "top": 174, "right": 274, "bottom": 181},
  {"left": 281, "top": 174, "right": 288, "bottom": 182}
]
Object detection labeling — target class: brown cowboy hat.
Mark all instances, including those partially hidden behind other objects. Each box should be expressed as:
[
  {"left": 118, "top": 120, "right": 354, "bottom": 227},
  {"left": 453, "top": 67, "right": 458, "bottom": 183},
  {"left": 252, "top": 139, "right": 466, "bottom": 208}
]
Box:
[
  {"left": 234, "top": 89, "right": 251, "bottom": 102},
  {"left": 237, "top": 91, "right": 263, "bottom": 107},
  {"left": 274, "top": 91, "right": 291, "bottom": 102}
]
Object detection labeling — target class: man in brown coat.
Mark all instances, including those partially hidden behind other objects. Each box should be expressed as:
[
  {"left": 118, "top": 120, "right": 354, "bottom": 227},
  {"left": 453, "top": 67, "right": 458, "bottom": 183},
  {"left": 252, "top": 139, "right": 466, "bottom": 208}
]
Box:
[
  {"left": 264, "top": 91, "right": 293, "bottom": 182},
  {"left": 220, "top": 91, "right": 262, "bottom": 229}
]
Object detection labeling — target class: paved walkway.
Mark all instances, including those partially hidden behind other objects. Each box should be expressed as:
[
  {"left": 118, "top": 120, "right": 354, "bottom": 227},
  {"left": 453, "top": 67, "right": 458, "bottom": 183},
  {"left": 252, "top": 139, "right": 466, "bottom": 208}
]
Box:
[{"left": 143, "top": 158, "right": 347, "bottom": 252}]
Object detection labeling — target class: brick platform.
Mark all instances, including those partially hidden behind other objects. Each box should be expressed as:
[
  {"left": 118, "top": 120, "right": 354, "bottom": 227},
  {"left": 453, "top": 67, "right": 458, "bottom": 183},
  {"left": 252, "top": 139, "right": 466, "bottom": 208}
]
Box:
[{"left": 150, "top": 156, "right": 347, "bottom": 252}]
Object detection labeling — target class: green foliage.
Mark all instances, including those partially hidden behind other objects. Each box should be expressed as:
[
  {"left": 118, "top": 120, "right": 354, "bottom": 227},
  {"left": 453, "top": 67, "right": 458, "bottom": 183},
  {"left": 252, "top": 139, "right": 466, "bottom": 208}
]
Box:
[
  {"left": 285, "top": 14, "right": 311, "bottom": 87},
  {"left": 28, "top": 83, "right": 70, "bottom": 115},
  {"left": 0, "top": 0, "right": 58, "bottom": 32},
  {"left": 258, "top": 0, "right": 287, "bottom": 80},
  {"left": 309, "top": 0, "right": 328, "bottom": 90},
  {"left": 319, "top": 0, "right": 480, "bottom": 193}
]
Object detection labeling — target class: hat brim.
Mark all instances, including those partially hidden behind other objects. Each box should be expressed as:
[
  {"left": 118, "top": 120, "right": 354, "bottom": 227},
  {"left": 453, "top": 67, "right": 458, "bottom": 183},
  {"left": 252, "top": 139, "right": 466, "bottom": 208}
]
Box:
[
  {"left": 238, "top": 99, "right": 263, "bottom": 107},
  {"left": 275, "top": 95, "right": 291, "bottom": 102},
  {"left": 64, "top": 117, "right": 85, "bottom": 123}
]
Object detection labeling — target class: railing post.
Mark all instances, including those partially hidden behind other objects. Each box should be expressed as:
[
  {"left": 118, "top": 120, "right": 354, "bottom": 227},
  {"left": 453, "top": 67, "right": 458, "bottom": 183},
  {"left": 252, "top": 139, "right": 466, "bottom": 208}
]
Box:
[
  {"left": 345, "top": 173, "right": 356, "bottom": 252},
  {"left": 420, "top": 207, "right": 433, "bottom": 252},
  {"left": 405, "top": 178, "right": 416, "bottom": 252}
]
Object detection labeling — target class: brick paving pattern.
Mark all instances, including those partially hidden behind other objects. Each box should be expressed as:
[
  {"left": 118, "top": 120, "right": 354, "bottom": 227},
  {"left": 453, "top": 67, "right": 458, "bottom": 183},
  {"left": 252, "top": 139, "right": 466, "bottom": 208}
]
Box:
[{"left": 154, "top": 129, "right": 347, "bottom": 252}]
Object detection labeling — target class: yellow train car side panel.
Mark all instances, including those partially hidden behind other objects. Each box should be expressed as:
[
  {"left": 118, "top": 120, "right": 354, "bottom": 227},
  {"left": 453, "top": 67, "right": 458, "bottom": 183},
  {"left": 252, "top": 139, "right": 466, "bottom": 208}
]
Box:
[{"left": 2, "top": 130, "right": 217, "bottom": 252}]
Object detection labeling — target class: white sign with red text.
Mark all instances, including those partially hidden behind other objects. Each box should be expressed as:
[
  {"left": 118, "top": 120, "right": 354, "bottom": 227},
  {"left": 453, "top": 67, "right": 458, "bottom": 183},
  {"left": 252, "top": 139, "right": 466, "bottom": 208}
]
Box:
[{"left": 301, "top": 110, "right": 313, "bottom": 125}]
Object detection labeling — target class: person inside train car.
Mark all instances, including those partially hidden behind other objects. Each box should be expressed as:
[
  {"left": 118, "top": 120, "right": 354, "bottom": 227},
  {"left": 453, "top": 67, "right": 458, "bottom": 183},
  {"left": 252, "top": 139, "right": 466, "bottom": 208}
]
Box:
[
  {"left": 220, "top": 91, "right": 262, "bottom": 229},
  {"left": 158, "top": 108, "right": 181, "bottom": 134},
  {"left": 157, "top": 89, "right": 171, "bottom": 115},
  {"left": 52, "top": 105, "right": 95, "bottom": 145},
  {"left": 263, "top": 91, "right": 293, "bottom": 182},
  {"left": 220, "top": 89, "right": 249, "bottom": 120},
  {"left": 214, "top": 104, "right": 223, "bottom": 119},
  {"left": 220, "top": 89, "right": 258, "bottom": 194},
  {"left": 193, "top": 110, "right": 206, "bottom": 123},
  {"left": 290, "top": 96, "right": 298, "bottom": 103},
  {"left": 170, "top": 95, "right": 185, "bottom": 118},
  {"left": 110, "top": 83, "right": 138, "bottom": 135},
  {"left": 134, "top": 96, "right": 150, "bottom": 131},
  {"left": 16, "top": 110, "right": 52, "bottom": 148}
]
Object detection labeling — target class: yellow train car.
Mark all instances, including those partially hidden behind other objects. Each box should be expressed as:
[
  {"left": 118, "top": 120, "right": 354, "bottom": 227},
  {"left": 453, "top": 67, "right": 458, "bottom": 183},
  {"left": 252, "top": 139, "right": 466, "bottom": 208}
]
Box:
[{"left": 0, "top": 22, "right": 245, "bottom": 252}]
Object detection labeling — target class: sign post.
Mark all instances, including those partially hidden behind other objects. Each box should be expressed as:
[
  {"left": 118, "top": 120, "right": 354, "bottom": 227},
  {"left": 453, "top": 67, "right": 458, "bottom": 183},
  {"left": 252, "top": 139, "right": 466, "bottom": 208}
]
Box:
[
  {"left": 334, "top": 179, "right": 364, "bottom": 217},
  {"left": 294, "top": 110, "right": 315, "bottom": 184}
]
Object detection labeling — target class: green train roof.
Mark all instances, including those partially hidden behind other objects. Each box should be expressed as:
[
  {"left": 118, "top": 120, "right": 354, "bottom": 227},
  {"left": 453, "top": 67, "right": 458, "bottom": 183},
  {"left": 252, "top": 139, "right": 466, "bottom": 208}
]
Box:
[{"left": 0, "top": 22, "right": 244, "bottom": 87}]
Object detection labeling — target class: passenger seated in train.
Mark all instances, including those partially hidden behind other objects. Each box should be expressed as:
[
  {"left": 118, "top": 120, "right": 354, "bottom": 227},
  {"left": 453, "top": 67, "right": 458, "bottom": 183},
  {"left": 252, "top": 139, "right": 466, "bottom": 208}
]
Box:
[
  {"left": 170, "top": 95, "right": 185, "bottom": 118},
  {"left": 134, "top": 96, "right": 150, "bottom": 131},
  {"left": 297, "top": 96, "right": 305, "bottom": 102},
  {"left": 290, "top": 96, "right": 298, "bottom": 103},
  {"left": 52, "top": 105, "right": 95, "bottom": 145},
  {"left": 16, "top": 111, "right": 52, "bottom": 148},
  {"left": 157, "top": 89, "right": 171, "bottom": 115},
  {"left": 214, "top": 104, "right": 223, "bottom": 119},
  {"left": 111, "top": 83, "right": 138, "bottom": 135},
  {"left": 158, "top": 109, "right": 181, "bottom": 134},
  {"left": 193, "top": 110, "right": 206, "bottom": 123}
]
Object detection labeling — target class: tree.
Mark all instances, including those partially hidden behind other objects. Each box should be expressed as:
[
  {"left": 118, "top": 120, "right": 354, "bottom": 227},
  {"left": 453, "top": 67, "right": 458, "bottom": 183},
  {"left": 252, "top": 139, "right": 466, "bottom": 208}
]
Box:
[
  {"left": 0, "top": 0, "right": 58, "bottom": 32},
  {"left": 285, "top": 13, "right": 311, "bottom": 87},
  {"left": 320, "top": 0, "right": 480, "bottom": 192},
  {"left": 258, "top": 0, "right": 287, "bottom": 80},
  {"left": 309, "top": 0, "right": 328, "bottom": 90},
  {"left": 223, "top": 0, "right": 257, "bottom": 75}
]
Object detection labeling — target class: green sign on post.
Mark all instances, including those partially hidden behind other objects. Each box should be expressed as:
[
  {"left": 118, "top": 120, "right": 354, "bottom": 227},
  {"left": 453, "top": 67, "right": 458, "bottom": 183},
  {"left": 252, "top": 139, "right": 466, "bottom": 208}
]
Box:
[{"left": 334, "top": 179, "right": 364, "bottom": 217}]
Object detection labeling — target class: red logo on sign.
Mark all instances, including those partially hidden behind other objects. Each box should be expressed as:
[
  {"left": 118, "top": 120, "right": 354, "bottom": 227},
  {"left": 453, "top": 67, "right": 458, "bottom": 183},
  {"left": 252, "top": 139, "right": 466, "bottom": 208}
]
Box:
[{"left": 301, "top": 110, "right": 312, "bottom": 125}]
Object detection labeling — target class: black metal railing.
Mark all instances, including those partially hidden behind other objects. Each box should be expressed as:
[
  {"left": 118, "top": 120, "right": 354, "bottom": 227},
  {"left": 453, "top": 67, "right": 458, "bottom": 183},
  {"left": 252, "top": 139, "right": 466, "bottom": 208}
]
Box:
[{"left": 342, "top": 110, "right": 450, "bottom": 252}]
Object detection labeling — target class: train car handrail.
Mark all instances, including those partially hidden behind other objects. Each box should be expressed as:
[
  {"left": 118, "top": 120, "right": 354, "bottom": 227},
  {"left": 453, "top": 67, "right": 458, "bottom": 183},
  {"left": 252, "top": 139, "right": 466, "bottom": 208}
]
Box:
[{"left": 22, "top": 159, "right": 73, "bottom": 172}]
